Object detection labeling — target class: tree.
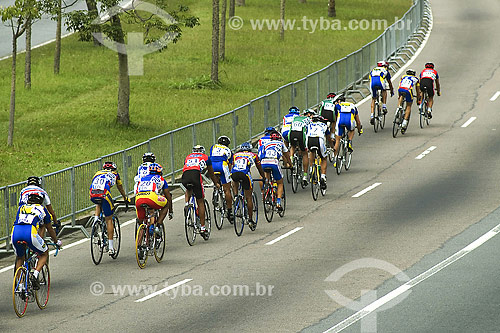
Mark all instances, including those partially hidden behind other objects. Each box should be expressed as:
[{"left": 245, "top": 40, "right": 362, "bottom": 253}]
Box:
[
  {"left": 229, "top": 0, "right": 235, "bottom": 18},
  {"left": 52, "top": 0, "right": 79, "bottom": 74},
  {"left": 279, "top": 0, "right": 285, "bottom": 40},
  {"left": 65, "top": 1, "right": 199, "bottom": 125},
  {"left": 219, "top": 0, "right": 226, "bottom": 61},
  {"left": 328, "top": 0, "right": 336, "bottom": 17},
  {"left": 211, "top": 0, "right": 220, "bottom": 82},
  {"left": 299, "top": 0, "right": 306, "bottom": 3},
  {"left": 236, "top": 0, "right": 245, "bottom": 6},
  {"left": 1, "top": 1, "right": 41, "bottom": 146}
]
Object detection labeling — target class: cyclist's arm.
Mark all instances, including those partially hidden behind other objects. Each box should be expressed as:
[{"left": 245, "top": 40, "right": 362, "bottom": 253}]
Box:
[
  {"left": 162, "top": 188, "right": 173, "bottom": 214},
  {"left": 255, "top": 161, "right": 266, "bottom": 179},
  {"left": 46, "top": 204, "right": 57, "bottom": 226},
  {"left": 207, "top": 165, "right": 220, "bottom": 188},
  {"left": 283, "top": 151, "right": 292, "bottom": 168},
  {"left": 116, "top": 183, "right": 128, "bottom": 201},
  {"left": 435, "top": 78, "right": 441, "bottom": 95},
  {"left": 354, "top": 114, "right": 362, "bottom": 132}
]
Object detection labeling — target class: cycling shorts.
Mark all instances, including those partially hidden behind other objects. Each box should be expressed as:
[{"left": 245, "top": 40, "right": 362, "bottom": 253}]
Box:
[
  {"left": 398, "top": 88, "right": 413, "bottom": 103},
  {"left": 335, "top": 113, "right": 355, "bottom": 137},
  {"left": 260, "top": 161, "right": 283, "bottom": 182},
  {"left": 281, "top": 130, "right": 290, "bottom": 144},
  {"left": 182, "top": 169, "right": 204, "bottom": 199},
  {"left": 370, "top": 77, "right": 388, "bottom": 97},
  {"left": 90, "top": 191, "right": 115, "bottom": 217},
  {"left": 135, "top": 191, "right": 167, "bottom": 220},
  {"left": 11, "top": 224, "right": 47, "bottom": 257},
  {"left": 321, "top": 109, "right": 335, "bottom": 124},
  {"left": 289, "top": 130, "right": 306, "bottom": 151},
  {"left": 212, "top": 161, "right": 231, "bottom": 185},
  {"left": 420, "top": 78, "right": 435, "bottom": 97},
  {"left": 306, "top": 136, "right": 326, "bottom": 159},
  {"left": 231, "top": 171, "right": 252, "bottom": 191}
]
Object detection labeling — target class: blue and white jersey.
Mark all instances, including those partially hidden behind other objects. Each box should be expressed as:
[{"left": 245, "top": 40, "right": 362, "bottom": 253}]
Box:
[
  {"left": 335, "top": 102, "right": 359, "bottom": 115},
  {"left": 18, "top": 186, "right": 51, "bottom": 207},
  {"left": 306, "top": 122, "right": 329, "bottom": 138},
  {"left": 258, "top": 140, "right": 288, "bottom": 165},
  {"left": 14, "top": 204, "right": 51, "bottom": 227},
  {"left": 281, "top": 112, "right": 298, "bottom": 133},
  {"left": 134, "top": 162, "right": 153, "bottom": 184},
  {"left": 209, "top": 144, "right": 233, "bottom": 163}
]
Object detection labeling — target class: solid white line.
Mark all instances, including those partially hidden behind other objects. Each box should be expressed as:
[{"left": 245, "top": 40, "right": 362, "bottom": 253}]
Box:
[
  {"left": 135, "top": 278, "right": 193, "bottom": 303},
  {"left": 490, "top": 91, "right": 500, "bottom": 101},
  {"left": 173, "top": 195, "right": 184, "bottom": 203},
  {"left": 415, "top": 146, "right": 437, "bottom": 160},
  {"left": 461, "top": 117, "right": 477, "bottom": 128},
  {"left": 323, "top": 222, "right": 500, "bottom": 333},
  {"left": 0, "top": 32, "right": 73, "bottom": 62},
  {"left": 352, "top": 183, "right": 382, "bottom": 198},
  {"left": 0, "top": 264, "right": 14, "bottom": 274},
  {"left": 265, "top": 227, "right": 303, "bottom": 245}
]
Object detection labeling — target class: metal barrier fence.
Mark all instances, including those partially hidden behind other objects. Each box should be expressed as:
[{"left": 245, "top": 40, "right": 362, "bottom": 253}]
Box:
[{"left": 0, "top": 0, "right": 428, "bottom": 249}]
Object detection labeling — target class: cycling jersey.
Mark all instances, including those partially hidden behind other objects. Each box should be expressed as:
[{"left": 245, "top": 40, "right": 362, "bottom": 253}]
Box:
[
  {"left": 209, "top": 144, "right": 233, "bottom": 184},
  {"left": 18, "top": 185, "right": 51, "bottom": 207},
  {"left": 281, "top": 112, "right": 298, "bottom": 141},
  {"left": 288, "top": 116, "right": 311, "bottom": 151},
  {"left": 420, "top": 68, "right": 439, "bottom": 81},
  {"left": 335, "top": 102, "right": 358, "bottom": 137},
  {"left": 319, "top": 99, "right": 336, "bottom": 123},
  {"left": 398, "top": 75, "right": 419, "bottom": 102},
  {"left": 370, "top": 66, "right": 391, "bottom": 97},
  {"left": 135, "top": 174, "right": 169, "bottom": 220},
  {"left": 231, "top": 151, "right": 259, "bottom": 174},
  {"left": 11, "top": 203, "right": 51, "bottom": 256},
  {"left": 259, "top": 140, "right": 288, "bottom": 181},
  {"left": 134, "top": 162, "right": 152, "bottom": 183},
  {"left": 420, "top": 68, "right": 439, "bottom": 97},
  {"left": 135, "top": 174, "right": 169, "bottom": 195},
  {"left": 182, "top": 153, "right": 212, "bottom": 173},
  {"left": 306, "top": 121, "right": 329, "bottom": 158},
  {"left": 89, "top": 170, "right": 122, "bottom": 217}
]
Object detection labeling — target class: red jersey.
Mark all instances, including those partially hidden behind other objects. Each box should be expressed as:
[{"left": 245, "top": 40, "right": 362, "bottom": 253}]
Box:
[
  {"left": 182, "top": 153, "right": 212, "bottom": 172},
  {"left": 420, "top": 68, "right": 439, "bottom": 81}
]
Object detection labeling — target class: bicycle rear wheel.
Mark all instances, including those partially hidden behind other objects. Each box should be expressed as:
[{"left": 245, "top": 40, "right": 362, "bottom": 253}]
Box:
[
  {"left": 311, "top": 168, "right": 319, "bottom": 201},
  {"left": 392, "top": 108, "right": 401, "bottom": 138},
  {"left": 263, "top": 185, "right": 274, "bottom": 222},
  {"left": 278, "top": 184, "right": 286, "bottom": 217},
  {"left": 135, "top": 224, "right": 148, "bottom": 268},
  {"left": 184, "top": 205, "right": 196, "bottom": 246},
  {"left": 153, "top": 223, "right": 166, "bottom": 262},
  {"left": 336, "top": 144, "right": 344, "bottom": 175},
  {"left": 213, "top": 189, "right": 224, "bottom": 230},
  {"left": 373, "top": 104, "right": 380, "bottom": 133},
  {"left": 110, "top": 216, "right": 120, "bottom": 259},
  {"left": 291, "top": 156, "right": 299, "bottom": 193},
  {"left": 345, "top": 142, "right": 352, "bottom": 171},
  {"left": 250, "top": 192, "right": 258, "bottom": 231},
  {"left": 90, "top": 220, "right": 104, "bottom": 265},
  {"left": 419, "top": 103, "right": 425, "bottom": 128},
  {"left": 13, "top": 267, "right": 28, "bottom": 317},
  {"left": 380, "top": 107, "right": 386, "bottom": 129},
  {"left": 202, "top": 199, "right": 211, "bottom": 240},
  {"left": 35, "top": 264, "right": 50, "bottom": 309},
  {"left": 233, "top": 196, "right": 245, "bottom": 236}
]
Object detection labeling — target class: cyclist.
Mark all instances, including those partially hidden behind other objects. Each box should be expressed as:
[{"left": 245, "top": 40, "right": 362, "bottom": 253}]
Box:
[
  {"left": 134, "top": 152, "right": 156, "bottom": 192},
  {"left": 288, "top": 109, "right": 313, "bottom": 185},
  {"left": 182, "top": 145, "right": 220, "bottom": 235},
  {"left": 12, "top": 193, "right": 61, "bottom": 289},
  {"left": 319, "top": 93, "right": 338, "bottom": 147},
  {"left": 89, "top": 161, "right": 129, "bottom": 256},
  {"left": 419, "top": 62, "right": 441, "bottom": 119},
  {"left": 230, "top": 142, "right": 265, "bottom": 227},
  {"left": 259, "top": 126, "right": 280, "bottom": 149},
  {"left": 209, "top": 136, "right": 234, "bottom": 221},
  {"left": 281, "top": 106, "right": 300, "bottom": 148},
  {"left": 398, "top": 69, "right": 421, "bottom": 133},
  {"left": 258, "top": 132, "right": 292, "bottom": 211},
  {"left": 306, "top": 115, "right": 330, "bottom": 190},
  {"left": 369, "top": 61, "right": 394, "bottom": 124},
  {"left": 19, "top": 176, "right": 60, "bottom": 237},
  {"left": 333, "top": 95, "right": 363, "bottom": 166},
  {"left": 135, "top": 163, "right": 173, "bottom": 232}
]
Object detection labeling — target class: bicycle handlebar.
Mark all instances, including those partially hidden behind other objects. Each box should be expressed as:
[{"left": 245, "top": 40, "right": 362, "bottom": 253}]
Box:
[{"left": 45, "top": 242, "right": 60, "bottom": 257}]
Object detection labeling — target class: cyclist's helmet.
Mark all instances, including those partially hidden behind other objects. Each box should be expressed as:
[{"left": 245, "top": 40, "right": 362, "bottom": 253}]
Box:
[
  {"left": 148, "top": 163, "right": 163, "bottom": 175},
  {"left": 103, "top": 161, "right": 117, "bottom": 171},
  {"left": 192, "top": 145, "right": 205, "bottom": 154},
  {"left": 270, "top": 132, "right": 282, "bottom": 141},
  {"left": 265, "top": 126, "right": 276, "bottom": 134},
  {"left": 217, "top": 135, "right": 230, "bottom": 147},
  {"left": 289, "top": 106, "right": 300, "bottom": 114},
  {"left": 27, "top": 176, "right": 41, "bottom": 187},
  {"left": 377, "top": 60, "right": 385, "bottom": 67},
  {"left": 239, "top": 142, "right": 252, "bottom": 152},
  {"left": 406, "top": 69, "right": 416, "bottom": 76},
  {"left": 303, "top": 108, "right": 315, "bottom": 116},
  {"left": 326, "top": 92, "right": 336, "bottom": 99},
  {"left": 142, "top": 152, "right": 156, "bottom": 163},
  {"left": 27, "top": 193, "right": 44, "bottom": 205},
  {"left": 425, "top": 62, "right": 434, "bottom": 69},
  {"left": 312, "top": 115, "right": 326, "bottom": 123},
  {"left": 334, "top": 94, "right": 346, "bottom": 102}
]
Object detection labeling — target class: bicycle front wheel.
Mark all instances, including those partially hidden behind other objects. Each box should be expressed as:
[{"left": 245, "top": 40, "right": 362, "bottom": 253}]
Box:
[
  {"left": 278, "top": 184, "right": 286, "bottom": 217},
  {"left": 13, "top": 267, "right": 28, "bottom": 317},
  {"left": 233, "top": 196, "right": 245, "bottom": 236},
  {"left": 135, "top": 224, "right": 148, "bottom": 268},
  {"left": 213, "top": 189, "right": 224, "bottom": 230},
  {"left": 153, "top": 223, "right": 166, "bottom": 263},
  {"left": 111, "top": 216, "right": 120, "bottom": 259},
  {"left": 184, "top": 205, "right": 196, "bottom": 246},
  {"left": 35, "top": 264, "right": 50, "bottom": 309},
  {"left": 250, "top": 192, "right": 258, "bottom": 231},
  {"left": 263, "top": 186, "right": 274, "bottom": 222},
  {"left": 202, "top": 199, "right": 212, "bottom": 241},
  {"left": 291, "top": 156, "right": 299, "bottom": 193},
  {"left": 90, "top": 220, "right": 104, "bottom": 265}
]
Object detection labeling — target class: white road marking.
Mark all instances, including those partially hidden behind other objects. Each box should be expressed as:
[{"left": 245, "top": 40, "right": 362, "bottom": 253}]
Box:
[
  {"left": 0, "top": 32, "right": 73, "bottom": 62},
  {"left": 323, "top": 222, "right": 500, "bottom": 333},
  {"left": 173, "top": 195, "right": 184, "bottom": 203},
  {"left": 490, "top": 91, "right": 500, "bottom": 101},
  {"left": 352, "top": 183, "right": 382, "bottom": 198},
  {"left": 461, "top": 117, "right": 477, "bottom": 128},
  {"left": 265, "top": 227, "right": 303, "bottom": 245},
  {"left": 415, "top": 146, "right": 437, "bottom": 160},
  {"left": 135, "top": 279, "right": 193, "bottom": 303}
]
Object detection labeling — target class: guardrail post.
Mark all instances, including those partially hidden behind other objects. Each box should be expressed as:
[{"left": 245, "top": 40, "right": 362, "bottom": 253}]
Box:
[
  {"left": 147, "top": 140, "right": 151, "bottom": 152},
  {"left": 71, "top": 167, "right": 76, "bottom": 226},
  {"left": 122, "top": 151, "right": 128, "bottom": 194},
  {"left": 232, "top": 110, "right": 238, "bottom": 149},
  {"left": 277, "top": 89, "right": 281, "bottom": 124},
  {"left": 317, "top": 74, "right": 320, "bottom": 106},
  {"left": 249, "top": 101, "right": 254, "bottom": 140},
  {"left": 305, "top": 77, "right": 309, "bottom": 108},
  {"left": 4, "top": 186, "right": 10, "bottom": 250},
  {"left": 192, "top": 124, "right": 197, "bottom": 146},
  {"left": 170, "top": 133, "right": 175, "bottom": 184},
  {"left": 291, "top": 82, "right": 295, "bottom": 106},
  {"left": 212, "top": 119, "right": 217, "bottom": 145}
]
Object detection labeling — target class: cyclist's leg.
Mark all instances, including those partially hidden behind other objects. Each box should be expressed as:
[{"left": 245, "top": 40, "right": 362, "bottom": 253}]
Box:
[
  {"left": 242, "top": 174, "right": 253, "bottom": 220},
  {"left": 26, "top": 225, "right": 49, "bottom": 274},
  {"left": 369, "top": 82, "right": 378, "bottom": 116},
  {"left": 220, "top": 162, "right": 233, "bottom": 211},
  {"left": 11, "top": 227, "right": 29, "bottom": 272},
  {"left": 319, "top": 137, "right": 328, "bottom": 175}
]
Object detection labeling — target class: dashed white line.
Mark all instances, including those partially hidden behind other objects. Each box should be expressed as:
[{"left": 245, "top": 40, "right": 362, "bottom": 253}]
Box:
[
  {"left": 490, "top": 91, "right": 500, "bottom": 101},
  {"left": 352, "top": 183, "right": 382, "bottom": 198},
  {"left": 135, "top": 279, "right": 193, "bottom": 302},
  {"left": 265, "top": 227, "right": 303, "bottom": 245},
  {"left": 461, "top": 117, "right": 477, "bottom": 128},
  {"left": 415, "top": 146, "right": 437, "bottom": 160}
]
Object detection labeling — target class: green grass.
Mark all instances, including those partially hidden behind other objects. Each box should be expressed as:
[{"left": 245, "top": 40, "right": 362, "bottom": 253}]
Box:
[{"left": 0, "top": 0, "right": 411, "bottom": 186}]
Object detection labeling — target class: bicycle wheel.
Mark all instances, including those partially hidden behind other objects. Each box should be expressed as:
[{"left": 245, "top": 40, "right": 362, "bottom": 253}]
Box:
[
  {"left": 184, "top": 205, "right": 196, "bottom": 246},
  {"left": 419, "top": 103, "right": 425, "bottom": 129},
  {"left": 311, "top": 168, "right": 319, "bottom": 201},
  {"left": 90, "top": 220, "right": 104, "bottom": 265},
  {"left": 263, "top": 185, "right": 274, "bottom": 222},
  {"left": 202, "top": 199, "right": 211, "bottom": 240},
  {"left": 13, "top": 267, "right": 28, "bottom": 317},
  {"left": 373, "top": 104, "right": 380, "bottom": 133},
  {"left": 153, "top": 223, "right": 166, "bottom": 263},
  {"left": 233, "top": 196, "right": 245, "bottom": 236},
  {"left": 425, "top": 99, "right": 431, "bottom": 126},
  {"left": 336, "top": 144, "right": 344, "bottom": 175},
  {"left": 110, "top": 216, "right": 120, "bottom": 259},
  {"left": 285, "top": 166, "right": 291, "bottom": 184},
  {"left": 380, "top": 105, "right": 386, "bottom": 129},
  {"left": 278, "top": 184, "right": 286, "bottom": 217},
  {"left": 250, "top": 191, "right": 258, "bottom": 231},
  {"left": 291, "top": 156, "right": 299, "bottom": 193},
  {"left": 213, "top": 189, "right": 224, "bottom": 230},
  {"left": 35, "top": 264, "right": 50, "bottom": 309},
  {"left": 345, "top": 141, "right": 352, "bottom": 171},
  {"left": 135, "top": 224, "right": 148, "bottom": 268},
  {"left": 392, "top": 108, "right": 401, "bottom": 138}
]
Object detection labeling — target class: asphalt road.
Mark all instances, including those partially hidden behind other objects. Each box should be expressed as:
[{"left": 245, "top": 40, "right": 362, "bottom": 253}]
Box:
[{"left": 1, "top": 0, "right": 500, "bottom": 331}]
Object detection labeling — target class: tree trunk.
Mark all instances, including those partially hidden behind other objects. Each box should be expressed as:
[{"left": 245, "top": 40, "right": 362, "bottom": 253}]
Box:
[
  {"left": 229, "top": 0, "right": 235, "bottom": 18},
  {"left": 111, "top": 15, "right": 130, "bottom": 126},
  {"left": 54, "top": 0, "right": 62, "bottom": 74},
  {"left": 220, "top": 0, "right": 227, "bottom": 61},
  {"left": 236, "top": 0, "right": 245, "bottom": 6},
  {"left": 8, "top": 36, "right": 17, "bottom": 146},
  {"left": 299, "top": 0, "right": 306, "bottom": 3},
  {"left": 211, "top": 0, "right": 220, "bottom": 83},
  {"left": 328, "top": 0, "right": 336, "bottom": 17},
  {"left": 85, "top": 0, "right": 100, "bottom": 46},
  {"left": 280, "top": 0, "right": 285, "bottom": 40},
  {"left": 24, "top": 16, "right": 31, "bottom": 89}
]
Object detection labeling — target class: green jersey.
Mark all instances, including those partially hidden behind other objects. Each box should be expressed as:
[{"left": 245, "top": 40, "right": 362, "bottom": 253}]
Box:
[
  {"left": 288, "top": 116, "right": 311, "bottom": 142},
  {"left": 319, "top": 98, "right": 336, "bottom": 113}
]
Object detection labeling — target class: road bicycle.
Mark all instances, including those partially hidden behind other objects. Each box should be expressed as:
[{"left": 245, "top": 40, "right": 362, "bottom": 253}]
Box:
[
  {"left": 233, "top": 179, "right": 258, "bottom": 236},
  {"left": 309, "top": 147, "right": 326, "bottom": 201},
  {"left": 262, "top": 167, "right": 286, "bottom": 222},
  {"left": 212, "top": 172, "right": 230, "bottom": 230},
  {"left": 393, "top": 92, "right": 409, "bottom": 138},
  {"left": 183, "top": 182, "right": 212, "bottom": 246},
  {"left": 335, "top": 128, "right": 352, "bottom": 175},
  {"left": 373, "top": 89, "right": 386, "bottom": 132},
  {"left": 89, "top": 200, "right": 127, "bottom": 265},
  {"left": 12, "top": 241, "right": 59, "bottom": 317},
  {"left": 419, "top": 87, "right": 431, "bottom": 128},
  {"left": 135, "top": 205, "right": 167, "bottom": 269},
  {"left": 291, "top": 147, "right": 307, "bottom": 193}
]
